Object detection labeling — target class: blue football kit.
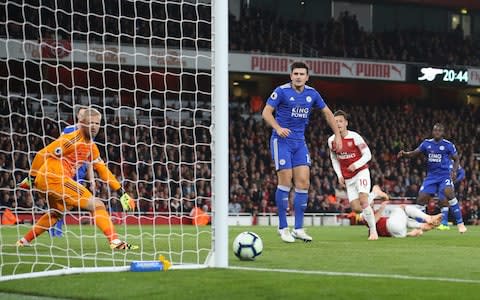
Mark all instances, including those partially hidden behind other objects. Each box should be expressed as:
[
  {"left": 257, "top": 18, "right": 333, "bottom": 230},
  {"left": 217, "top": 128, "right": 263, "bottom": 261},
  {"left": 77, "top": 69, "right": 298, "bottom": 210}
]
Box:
[
  {"left": 417, "top": 138, "right": 457, "bottom": 199},
  {"left": 267, "top": 83, "right": 326, "bottom": 171},
  {"left": 266, "top": 82, "right": 327, "bottom": 231},
  {"left": 416, "top": 138, "right": 464, "bottom": 226}
]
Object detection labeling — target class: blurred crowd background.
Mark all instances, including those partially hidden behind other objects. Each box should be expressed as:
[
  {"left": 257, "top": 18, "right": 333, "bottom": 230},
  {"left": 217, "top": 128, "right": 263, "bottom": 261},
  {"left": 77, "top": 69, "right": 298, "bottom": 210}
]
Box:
[{"left": 0, "top": 1, "right": 479, "bottom": 225}]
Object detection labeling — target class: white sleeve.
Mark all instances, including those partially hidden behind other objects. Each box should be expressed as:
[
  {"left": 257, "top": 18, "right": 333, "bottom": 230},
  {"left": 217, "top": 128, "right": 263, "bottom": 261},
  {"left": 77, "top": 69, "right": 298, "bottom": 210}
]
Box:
[
  {"left": 351, "top": 133, "right": 371, "bottom": 170},
  {"left": 330, "top": 150, "right": 343, "bottom": 179},
  {"left": 328, "top": 137, "right": 343, "bottom": 178}
]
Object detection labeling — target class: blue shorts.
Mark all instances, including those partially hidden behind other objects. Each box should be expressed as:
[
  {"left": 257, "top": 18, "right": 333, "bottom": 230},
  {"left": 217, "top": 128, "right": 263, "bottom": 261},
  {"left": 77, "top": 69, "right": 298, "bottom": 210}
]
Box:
[
  {"left": 270, "top": 136, "right": 310, "bottom": 171},
  {"left": 419, "top": 174, "right": 454, "bottom": 200}
]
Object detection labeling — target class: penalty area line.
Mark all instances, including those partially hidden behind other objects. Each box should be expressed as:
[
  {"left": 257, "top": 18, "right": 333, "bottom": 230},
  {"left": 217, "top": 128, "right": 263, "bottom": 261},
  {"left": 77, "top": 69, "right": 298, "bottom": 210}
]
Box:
[{"left": 229, "top": 266, "right": 480, "bottom": 284}]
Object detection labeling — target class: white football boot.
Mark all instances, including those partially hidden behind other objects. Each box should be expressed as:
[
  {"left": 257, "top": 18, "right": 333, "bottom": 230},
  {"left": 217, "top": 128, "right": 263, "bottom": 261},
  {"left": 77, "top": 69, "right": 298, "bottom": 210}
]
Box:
[
  {"left": 292, "top": 228, "right": 312, "bottom": 242},
  {"left": 279, "top": 227, "right": 295, "bottom": 243}
]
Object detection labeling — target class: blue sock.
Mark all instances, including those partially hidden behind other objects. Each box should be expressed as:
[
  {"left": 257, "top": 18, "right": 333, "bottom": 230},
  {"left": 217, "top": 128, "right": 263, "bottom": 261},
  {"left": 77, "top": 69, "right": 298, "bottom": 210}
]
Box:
[
  {"left": 55, "top": 218, "right": 64, "bottom": 236},
  {"left": 294, "top": 188, "right": 308, "bottom": 229},
  {"left": 449, "top": 198, "right": 464, "bottom": 225},
  {"left": 441, "top": 207, "right": 449, "bottom": 226},
  {"left": 276, "top": 185, "right": 290, "bottom": 229},
  {"left": 48, "top": 226, "right": 56, "bottom": 237}
]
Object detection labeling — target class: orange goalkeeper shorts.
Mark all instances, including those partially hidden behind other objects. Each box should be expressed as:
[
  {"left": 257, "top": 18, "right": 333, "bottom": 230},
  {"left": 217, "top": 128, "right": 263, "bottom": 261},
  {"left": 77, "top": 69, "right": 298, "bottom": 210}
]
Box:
[{"left": 35, "top": 175, "right": 93, "bottom": 211}]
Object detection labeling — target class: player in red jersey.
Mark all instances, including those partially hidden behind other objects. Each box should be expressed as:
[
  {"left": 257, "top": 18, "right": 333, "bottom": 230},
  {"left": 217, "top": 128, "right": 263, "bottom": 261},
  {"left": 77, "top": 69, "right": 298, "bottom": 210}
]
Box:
[
  {"left": 367, "top": 201, "right": 442, "bottom": 238},
  {"left": 328, "top": 110, "right": 386, "bottom": 240}
]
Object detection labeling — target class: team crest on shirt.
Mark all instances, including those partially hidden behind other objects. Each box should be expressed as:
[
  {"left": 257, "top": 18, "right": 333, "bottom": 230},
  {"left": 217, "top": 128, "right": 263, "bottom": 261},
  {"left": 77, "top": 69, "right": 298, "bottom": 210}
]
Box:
[
  {"left": 439, "top": 145, "right": 445, "bottom": 150},
  {"left": 270, "top": 92, "right": 277, "bottom": 100},
  {"left": 347, "top": 141, "right": 353, "bottom": 147},
  {"left": 306, "top": 96, "right": 312, "bottom": 102},
  {"left": 279, "top": 159, "right": 286, "bottom": 165}
]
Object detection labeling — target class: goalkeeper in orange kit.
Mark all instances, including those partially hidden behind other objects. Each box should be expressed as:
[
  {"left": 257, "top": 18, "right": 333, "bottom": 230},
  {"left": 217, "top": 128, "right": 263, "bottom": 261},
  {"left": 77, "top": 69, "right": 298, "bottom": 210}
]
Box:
[{"left": 17, "top": 108, "right": 137, "bottom": 250}]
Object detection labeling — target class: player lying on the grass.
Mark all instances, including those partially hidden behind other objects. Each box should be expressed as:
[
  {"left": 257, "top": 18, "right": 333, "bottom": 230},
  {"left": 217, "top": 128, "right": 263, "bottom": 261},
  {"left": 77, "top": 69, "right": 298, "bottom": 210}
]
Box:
[
  {"left": 328, "top": 110, "right": 380, "bottom": 240},
  {"left": 398, "top": 123, "right": 467, "bottom": 234},
  {"left": 366, "top": 200, "right": 442, "bottom": 238},
  {"left": 16, "top": 108, "right": 137, "bottom": 250}
]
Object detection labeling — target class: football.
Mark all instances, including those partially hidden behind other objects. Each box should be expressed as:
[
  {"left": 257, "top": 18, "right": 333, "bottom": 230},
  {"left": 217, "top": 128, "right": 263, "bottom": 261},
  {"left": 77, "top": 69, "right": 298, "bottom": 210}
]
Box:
[{"left": 232, "top": 231, "right": 263, "bottom": 261}]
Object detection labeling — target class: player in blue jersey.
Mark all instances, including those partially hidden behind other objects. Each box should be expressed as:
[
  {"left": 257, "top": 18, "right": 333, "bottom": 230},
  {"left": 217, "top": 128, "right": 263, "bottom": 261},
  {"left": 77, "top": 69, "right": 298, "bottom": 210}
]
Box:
[
  {"left": 262, "top": 61, "right": 342, "bottom": 243},
  {"left": 48, "top": 106, "right": 96, "bottom": 237},
  {"left": 397, "top": 123, "right": 467, "bottom": 234}
]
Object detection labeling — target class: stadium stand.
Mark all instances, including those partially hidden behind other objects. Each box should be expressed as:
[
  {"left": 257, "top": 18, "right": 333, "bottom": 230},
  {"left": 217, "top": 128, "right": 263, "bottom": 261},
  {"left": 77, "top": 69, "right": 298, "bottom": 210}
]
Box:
[
  {"left": 229, "top": 7, "right": 480, "bottom": 66},
  {"left": 228, "top": 99, "right": 480, "bottom": 223},
  {"left": 0, "top": 2, "right": 478, "bottom": 224}
]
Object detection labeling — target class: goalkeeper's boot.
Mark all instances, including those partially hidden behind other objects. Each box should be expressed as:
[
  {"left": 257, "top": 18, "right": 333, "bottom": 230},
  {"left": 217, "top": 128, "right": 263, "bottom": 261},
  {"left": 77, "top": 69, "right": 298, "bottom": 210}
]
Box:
[
  {"left": 292, "top": 228, "right": 313, "bottom": 242},
  {"left": 437, "top": 224, "right": 450, "bottom": 231},
  {"left": 457, "top": 223, "right": 467, "bottom": 234},
  {"left": 16, "top": 238, "right": 31, "bottom": 247},
  {"left": 279, "top": 228, "right": 295, "bottom": 243},
  {"left": 18, "top": 177, "right": 34, "bottom": 189},
  {"left": 110, "top": 239, "right": 139, "bottom": 250}
]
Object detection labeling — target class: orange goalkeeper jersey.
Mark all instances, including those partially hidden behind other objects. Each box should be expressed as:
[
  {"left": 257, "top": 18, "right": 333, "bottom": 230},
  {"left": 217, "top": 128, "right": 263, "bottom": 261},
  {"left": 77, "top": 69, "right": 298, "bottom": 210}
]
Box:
[{"left": 31, "top": 129, "right": 121, "bottom": 190}]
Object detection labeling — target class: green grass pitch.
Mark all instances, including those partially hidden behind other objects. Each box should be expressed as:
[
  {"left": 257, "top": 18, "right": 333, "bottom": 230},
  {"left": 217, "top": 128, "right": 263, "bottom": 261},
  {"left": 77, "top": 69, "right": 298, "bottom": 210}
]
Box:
[{"left": 0, "top": 225, "right": 479, "bottom": 299}]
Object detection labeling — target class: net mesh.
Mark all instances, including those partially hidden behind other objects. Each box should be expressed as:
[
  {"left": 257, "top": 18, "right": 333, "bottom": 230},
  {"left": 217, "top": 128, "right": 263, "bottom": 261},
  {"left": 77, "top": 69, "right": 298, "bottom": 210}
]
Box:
[{"left": 0, "top": 0, "right": 213, "bottom": 278}]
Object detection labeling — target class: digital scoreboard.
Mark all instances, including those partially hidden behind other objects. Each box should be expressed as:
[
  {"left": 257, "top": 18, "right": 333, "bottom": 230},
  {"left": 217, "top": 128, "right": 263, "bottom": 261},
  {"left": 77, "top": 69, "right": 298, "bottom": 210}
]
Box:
[{"left": 414, "top": 66, "right": 468, "bottom": 85}]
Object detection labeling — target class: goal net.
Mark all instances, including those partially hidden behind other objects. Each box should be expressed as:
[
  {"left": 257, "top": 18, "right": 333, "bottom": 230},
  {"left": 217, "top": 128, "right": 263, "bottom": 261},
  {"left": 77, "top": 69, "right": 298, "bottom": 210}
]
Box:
[{"left": 0, "top": 0, "right": 228, "bottom": 281}]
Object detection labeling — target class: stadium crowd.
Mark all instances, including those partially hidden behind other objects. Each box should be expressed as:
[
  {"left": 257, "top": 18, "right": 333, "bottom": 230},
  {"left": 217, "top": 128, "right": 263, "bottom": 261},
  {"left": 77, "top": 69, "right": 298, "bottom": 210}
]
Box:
[
  {"left": 230, "top": 8, "right": 480, "bottom": 66},
  {"left": 1, "top": 0, "right": 211, "bottom": 49},
  {"left": 0, "top": 98, "right": 212, "bottom": 216},
  {"left": 0, "top": 96, "right": 479, "bottom": 224},
  {"left": 2, "top": 1, "right": 480, "bottom": 67},
  {"left": 229, "top": 100, "right": 480, "bottom": 224},
  {"left": 0, "top": 1, "right": 479, "bottom": 224}
]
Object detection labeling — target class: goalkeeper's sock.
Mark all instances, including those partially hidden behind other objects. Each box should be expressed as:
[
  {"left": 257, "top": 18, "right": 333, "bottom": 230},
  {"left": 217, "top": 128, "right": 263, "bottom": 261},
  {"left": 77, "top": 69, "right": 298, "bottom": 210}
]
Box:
[
  {"left": 24, "top": 213, "right": 59, "bottom": 242},
  {"left": 440, "top": 206, "right": 449, "bottom": 226},
  {"left": 275, "top": 185, "right": 290, "bottom": 230},
  {"left": 294, "top": 188, "right": 308, "bottom": 229},
  {"left": 449, "top": 198, "right": 464, "bottom": 225},
  {"left": 94, "top": 208, "right": 118, "bottom": 242}
]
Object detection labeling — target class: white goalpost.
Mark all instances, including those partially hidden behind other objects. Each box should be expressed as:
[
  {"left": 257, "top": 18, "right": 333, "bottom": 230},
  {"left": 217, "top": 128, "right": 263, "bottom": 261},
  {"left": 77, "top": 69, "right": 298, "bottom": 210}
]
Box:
[{"left": 0, "top": 0, "right": 228, "bottom": 281}]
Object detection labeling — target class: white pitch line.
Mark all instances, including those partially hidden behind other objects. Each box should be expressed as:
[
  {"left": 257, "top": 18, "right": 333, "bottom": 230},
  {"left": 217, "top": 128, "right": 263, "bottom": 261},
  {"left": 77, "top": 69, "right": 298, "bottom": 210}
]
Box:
[{"left": 229, "top": 266, "right": 480, "bottom": 284}]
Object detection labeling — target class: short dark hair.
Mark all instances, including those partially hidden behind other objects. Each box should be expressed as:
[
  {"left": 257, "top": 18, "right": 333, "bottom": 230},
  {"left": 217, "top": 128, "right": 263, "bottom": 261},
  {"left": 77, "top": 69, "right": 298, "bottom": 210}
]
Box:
[
  {"left": 334, "top": 110, "right": 349, "bottom": 120},
  {"left": 433, "top": 123, "right": 444, "bottom": 130},
  {"left": 290, "top": 61, "right": 309, "bottom": 74}
]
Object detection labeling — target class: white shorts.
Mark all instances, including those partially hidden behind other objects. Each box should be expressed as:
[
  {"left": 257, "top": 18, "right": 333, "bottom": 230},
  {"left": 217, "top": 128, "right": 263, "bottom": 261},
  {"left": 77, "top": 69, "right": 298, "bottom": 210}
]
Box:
[
  {"left": 345, "top": 168, "right": 371, "bottom": 202},
  {"left": 386, "top": 207, "right": 408, "bottom": 238}
]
